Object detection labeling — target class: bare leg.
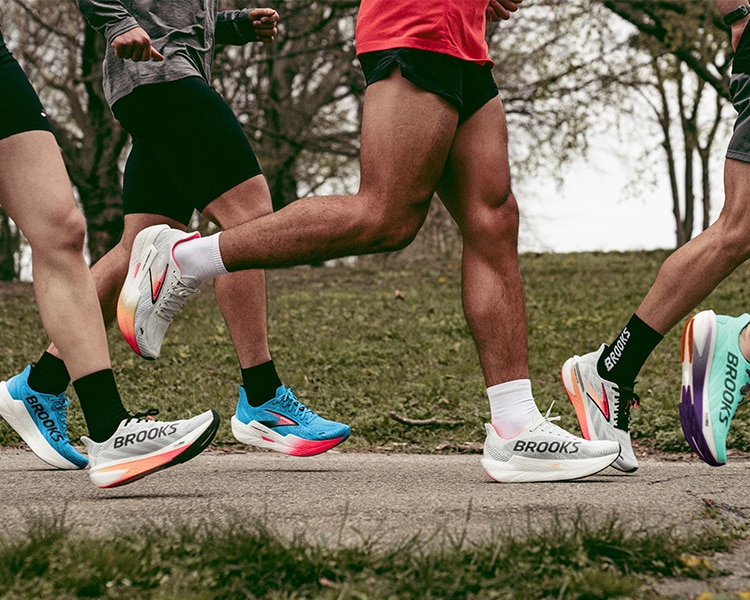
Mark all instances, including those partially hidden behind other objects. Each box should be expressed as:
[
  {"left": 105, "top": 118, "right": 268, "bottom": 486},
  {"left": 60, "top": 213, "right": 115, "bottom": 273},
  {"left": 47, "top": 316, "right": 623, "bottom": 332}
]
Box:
[
  {"left": 218, "top": 71, "right": 459, "bottom": 269},
  {"left": 436, "top": 96, "right": 528, "bottom": 386},
  {"left": 0, "top": 131, "right": 110, "bottom": 381},
  {"left": 203, "top": 175, "right": 273, "bottom": 368},
  {"left": 636, "top": 159, "right": 750, "bottom": 342}
]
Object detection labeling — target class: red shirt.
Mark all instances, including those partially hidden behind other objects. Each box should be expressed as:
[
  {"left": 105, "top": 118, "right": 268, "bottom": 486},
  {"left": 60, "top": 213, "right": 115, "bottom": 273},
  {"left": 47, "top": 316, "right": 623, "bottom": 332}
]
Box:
[{"left": 355, "top": 0, "right": 492, "bottom": 66}]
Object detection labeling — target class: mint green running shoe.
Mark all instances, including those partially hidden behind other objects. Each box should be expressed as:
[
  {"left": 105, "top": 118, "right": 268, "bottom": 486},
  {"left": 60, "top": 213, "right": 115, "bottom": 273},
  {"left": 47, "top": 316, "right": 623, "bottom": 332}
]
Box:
[{"left": 680, "top": 310, "right": 750, "bottom": 466}]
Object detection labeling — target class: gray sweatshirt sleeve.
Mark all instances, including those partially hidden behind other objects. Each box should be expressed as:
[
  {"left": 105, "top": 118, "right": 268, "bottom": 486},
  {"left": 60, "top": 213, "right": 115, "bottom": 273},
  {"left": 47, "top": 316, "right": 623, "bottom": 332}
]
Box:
[
  {"left": 215, "top": 9, "right": 258, "bottom": 46},
  {"left": 74, "top": 0, "right": 140, "bottom": 46}
]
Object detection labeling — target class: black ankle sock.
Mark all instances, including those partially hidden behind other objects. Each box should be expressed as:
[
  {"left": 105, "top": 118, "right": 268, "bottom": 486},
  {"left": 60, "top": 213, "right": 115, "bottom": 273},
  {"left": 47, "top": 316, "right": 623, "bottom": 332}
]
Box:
[
  {"left": 597, "top": 313, "right": 664, "bottom": 386},
  {"left": 28, "top": 352, "right": 71, "bottom": 396},
  {"left": 242, "top": 360, "right": 283, "bottom": 407},
  {"left": 74, "top": 369, "right": 130, "bottom": 443}
]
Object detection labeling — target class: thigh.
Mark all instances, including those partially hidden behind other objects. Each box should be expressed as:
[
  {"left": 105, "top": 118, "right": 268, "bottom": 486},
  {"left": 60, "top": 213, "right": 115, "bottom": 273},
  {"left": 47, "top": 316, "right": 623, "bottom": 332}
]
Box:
[
  {"left": 437, "top": 95, "right": 512, "bottom": 226},
  {"left": 359, "top": 69, "right": 459, "bottom": 210},
  {"left": 0, "top": 131, "right": 80, "bottom": 243},
  {"left": 113, "top": 77, "right": 263, "bottom": 221}
]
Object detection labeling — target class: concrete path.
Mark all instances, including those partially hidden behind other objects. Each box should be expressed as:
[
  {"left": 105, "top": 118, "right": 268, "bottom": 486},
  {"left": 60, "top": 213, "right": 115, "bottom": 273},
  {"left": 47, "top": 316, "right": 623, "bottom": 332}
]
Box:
[{"left": 1, "top": 448, "right": 749, "bottom": 596}]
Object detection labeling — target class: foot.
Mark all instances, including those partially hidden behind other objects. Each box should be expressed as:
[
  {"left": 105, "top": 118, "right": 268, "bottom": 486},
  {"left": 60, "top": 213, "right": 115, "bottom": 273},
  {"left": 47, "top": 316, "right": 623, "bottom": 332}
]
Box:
[
  {"left": 561, "top": 345, "right": 639, "bottom": 473},
  {"left": 82, "top": 409, "right": 220, "bottom": 488},
  {"left": 117, "top": 224, "right": 201, "bottom": 360},
  {"left": 680, "top": 310, "right": 750, "bottom": 466},
  {"left": 231, "top": 385, "right": 351, "bottom": 456},
  {"left": 480, "top": 407, "right": 620, "bottom": 483},
  {"left": 0, "top": 365, "right": 87, "bottom": 469}
]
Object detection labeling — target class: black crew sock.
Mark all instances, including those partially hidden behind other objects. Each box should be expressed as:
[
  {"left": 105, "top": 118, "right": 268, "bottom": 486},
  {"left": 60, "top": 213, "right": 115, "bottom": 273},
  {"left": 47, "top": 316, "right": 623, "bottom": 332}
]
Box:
[
  {"left": 242, "top": 360, "right": 283, "bottom": 407},
  {"left": 74, "top": 369, "right": 130, "bottom": 443},
  {"left": 28, "top": 351, "right": 71, "bottom": 396},
  {"left": 597, "top": 313, "right": 664, "bottom": 386}
]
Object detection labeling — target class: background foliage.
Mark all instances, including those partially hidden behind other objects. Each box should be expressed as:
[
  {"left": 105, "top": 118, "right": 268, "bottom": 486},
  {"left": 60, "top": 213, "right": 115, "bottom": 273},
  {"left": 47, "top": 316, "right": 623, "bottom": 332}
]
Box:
[{"left": 1, "top": 250, "right": 749, "bottom": 457}]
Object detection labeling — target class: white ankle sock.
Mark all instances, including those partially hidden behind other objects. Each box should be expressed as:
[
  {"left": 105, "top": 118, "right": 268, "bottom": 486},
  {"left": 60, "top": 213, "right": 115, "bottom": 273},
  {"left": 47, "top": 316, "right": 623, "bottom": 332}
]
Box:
[
  {"left": 172, "top": 232, "right": 229, "bottom": 284},
  {"left": 487, "top": 379, "right": 542, "bottom": 439}
]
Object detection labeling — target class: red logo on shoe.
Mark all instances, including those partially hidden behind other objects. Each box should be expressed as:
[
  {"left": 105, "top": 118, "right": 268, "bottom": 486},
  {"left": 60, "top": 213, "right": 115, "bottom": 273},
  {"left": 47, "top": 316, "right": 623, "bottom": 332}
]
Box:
[
  {"left": 150, "top": 265, "right": 168, "bottom": 303},
  {"left": 587, "top": 384, "right": 610, "bottom": 420},
  {"left": 264, "top": 411, "right": 297, "bottom": 428}
]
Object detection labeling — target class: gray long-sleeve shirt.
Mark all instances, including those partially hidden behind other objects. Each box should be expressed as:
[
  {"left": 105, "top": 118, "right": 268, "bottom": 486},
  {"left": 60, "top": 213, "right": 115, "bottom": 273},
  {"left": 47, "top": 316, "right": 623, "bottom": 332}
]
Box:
[{"left": 75, "top": 0, "right": 257, "bottom": 107}]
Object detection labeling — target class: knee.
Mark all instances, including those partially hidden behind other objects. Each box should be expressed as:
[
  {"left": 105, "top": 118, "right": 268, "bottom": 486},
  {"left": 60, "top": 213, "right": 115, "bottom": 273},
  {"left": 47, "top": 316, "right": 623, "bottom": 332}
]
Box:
[
  {"left": 461, "top": 191, "right": 519, "bottom": 246},
  {"left": 28, "top": 207, "right": 87, "bottom": 258},
  {"left": 711, "top": 219, "right": 750, "bottom": 264},
  {"left": 359, "top": 200, "right": 430, "bottom": 253}
]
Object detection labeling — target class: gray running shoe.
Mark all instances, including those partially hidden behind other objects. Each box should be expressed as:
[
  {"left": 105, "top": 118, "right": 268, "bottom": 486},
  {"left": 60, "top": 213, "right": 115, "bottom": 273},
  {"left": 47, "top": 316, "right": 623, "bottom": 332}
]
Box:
[
  {"left": 562, "top": 345, "right": 639, "bottom": 473},
  {"left": 480, "top": 406, "right": 620, "bottom": 483},
  {"left": 82, "top": 409, "right": 219, "bottom": 488},
  {"left": 117, "top": 225, "right": 201, "bottom": 360}
]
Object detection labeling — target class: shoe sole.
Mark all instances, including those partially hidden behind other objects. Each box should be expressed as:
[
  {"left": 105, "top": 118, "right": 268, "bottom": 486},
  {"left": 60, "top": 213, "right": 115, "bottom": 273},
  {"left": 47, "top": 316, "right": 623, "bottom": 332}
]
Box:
[
  {"left": 480, "top": 452, "right": 619, "bottom": 483},
  {"left": 680, "top": 310, "right": 723, "bottom": 466},
  {"left": 117, "top": 224, "right": 171, "bottom": 360},
  {"left": 561, "top": 358, "right": 637, "bottom": 473},
  {"left": 231, "top": 416, "right": 350, "bottom": 456},
  {"left": 90, "top": 410, "right": 221, "bottom": 488},
  {"left": 561, "top": 357, "right": 594, "bottom": 440},
  {"left": 0, "top": 382, "right": 84, "bottom": 470}
]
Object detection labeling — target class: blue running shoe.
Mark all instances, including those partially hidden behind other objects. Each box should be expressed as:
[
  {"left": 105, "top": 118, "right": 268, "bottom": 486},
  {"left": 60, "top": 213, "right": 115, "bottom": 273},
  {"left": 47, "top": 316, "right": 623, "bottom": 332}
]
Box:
[
  {"left": 231, "top": 386, "right": 351, "bottom": 456},
  {"left": 0, "top": 365, "right": 88, "bottom": 469},
  {"left": 680, "top": 310, "right": 750, "bottom": 466}
]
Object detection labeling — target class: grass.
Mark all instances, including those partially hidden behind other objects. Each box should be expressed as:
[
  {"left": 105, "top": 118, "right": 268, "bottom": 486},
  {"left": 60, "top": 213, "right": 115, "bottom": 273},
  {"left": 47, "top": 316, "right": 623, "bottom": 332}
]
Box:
[
  {"left": 0, "top": 509, "right": 745, "bottom": 599},
  {"left": 2, "top": 250, "right": 750, "bottom": 598},
  {"left": 1, "top": 250, "right": 750, "bottom": 455}
]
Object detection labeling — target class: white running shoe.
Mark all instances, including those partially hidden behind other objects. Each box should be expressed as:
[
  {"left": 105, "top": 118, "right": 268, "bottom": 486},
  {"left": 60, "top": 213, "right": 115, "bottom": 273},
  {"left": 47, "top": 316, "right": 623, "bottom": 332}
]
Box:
[
  {"left": 117, "top": 225, "right": 201, "bottom": 360},
  {"left": 480, "top": 407, "right": 620, "bottom": 483},
  {"left": 561, "top": 345, "right": 639, "bottom": 473},
  {"left": 82, "top": 409, "right": 220, "bottom": 488}
]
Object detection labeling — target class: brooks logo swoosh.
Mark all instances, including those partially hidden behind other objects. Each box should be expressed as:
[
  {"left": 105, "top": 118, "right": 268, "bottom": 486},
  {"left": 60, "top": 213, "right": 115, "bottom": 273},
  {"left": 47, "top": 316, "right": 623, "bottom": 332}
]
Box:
[
  {"left": 260, "top": 411, "right": 298, "bottom": 428},
  {"left": 150, "top": 265, "right": 168, "bottom": 303},
  {"left": 587, "top": 384, "right": 610, "bottom": 420}
]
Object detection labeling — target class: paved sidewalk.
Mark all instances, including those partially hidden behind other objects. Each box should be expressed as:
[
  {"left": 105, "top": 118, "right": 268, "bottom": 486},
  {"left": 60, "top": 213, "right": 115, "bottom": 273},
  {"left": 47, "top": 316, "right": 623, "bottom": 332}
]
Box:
[
  {"left": 1, "top": 448, "right": 748, "bottom": 538},
  {"left": 1, "top": 448, "right": 749, "bottom": 595}
]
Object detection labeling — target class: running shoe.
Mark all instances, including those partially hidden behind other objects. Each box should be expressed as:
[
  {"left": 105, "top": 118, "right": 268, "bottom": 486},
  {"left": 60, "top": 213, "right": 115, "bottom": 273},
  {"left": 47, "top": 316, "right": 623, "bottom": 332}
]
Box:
[
  {"left": 117, "top": 224, "right": 201, "bottom": 360},
  {"left": 0, "top": 365, "right": 87, "bottom": 470},
  {"left": 82, "top": 409, "right": 220, "bottom": 488},
  {"left": 680, "top": 310, "right": 750, "bottom": 466},
  {"left": 231, "top": 385, "right": 351, "bottom": 456},
  {"left": 480, "top": 406, "right": 620, "bottom": 483},
  {"left": 561, "top": 345, "right": 639, "bottom": 473}
]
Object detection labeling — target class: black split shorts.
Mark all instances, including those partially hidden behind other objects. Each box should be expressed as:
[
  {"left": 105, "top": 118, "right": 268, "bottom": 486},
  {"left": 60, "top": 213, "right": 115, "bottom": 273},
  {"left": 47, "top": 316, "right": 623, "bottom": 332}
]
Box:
[
  {"left": 358, "top": 48, "right": 498, "bottom": 123},
  {"left": 0, "top": 31, "right": 53, "bottom": 141},
  {"left": 112, "top": 76, "right": 263, "bottom": 225},
  {"left": 727, "top": 25, "right": 750, "bottom": 163}
]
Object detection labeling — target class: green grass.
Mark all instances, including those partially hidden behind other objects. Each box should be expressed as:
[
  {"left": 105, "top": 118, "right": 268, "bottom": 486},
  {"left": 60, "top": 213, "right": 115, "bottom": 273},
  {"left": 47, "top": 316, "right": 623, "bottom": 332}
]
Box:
[
  {"left": 1, "top": 250, "right": 750, "bottom": 454},
  {"left": 0, "top": 509, "right": 744, "bottom": 600},
  {"left": 2, "top": 251, "right": 750, "bottom": 599}
]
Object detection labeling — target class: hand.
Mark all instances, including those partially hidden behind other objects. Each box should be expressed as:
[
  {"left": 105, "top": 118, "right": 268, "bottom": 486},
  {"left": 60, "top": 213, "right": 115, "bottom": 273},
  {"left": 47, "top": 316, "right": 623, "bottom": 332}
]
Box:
[
  {"left": 486, "top": 0, "right": 522, "bottom": 22},
  {"left": 111, "top": 27, "right": 164, "bottom": 62},
  {"left": 247, "top": 8, "right": 279, "bottom": 43}
]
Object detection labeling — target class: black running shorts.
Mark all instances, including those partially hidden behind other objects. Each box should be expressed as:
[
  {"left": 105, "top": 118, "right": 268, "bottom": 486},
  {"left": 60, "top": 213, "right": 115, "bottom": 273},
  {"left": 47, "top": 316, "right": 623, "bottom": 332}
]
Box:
[
  {"left": 113, "top": 77, "right": 263, "bottom": 224},
  {"left": 727, "top": 25, "right": 750, "bottom": 163},
  {"left": 358, "top": 48, "right": 498, "bottom": 123},
  {"left": 0, "top": 31, "right": 53, "bottom": 141}
]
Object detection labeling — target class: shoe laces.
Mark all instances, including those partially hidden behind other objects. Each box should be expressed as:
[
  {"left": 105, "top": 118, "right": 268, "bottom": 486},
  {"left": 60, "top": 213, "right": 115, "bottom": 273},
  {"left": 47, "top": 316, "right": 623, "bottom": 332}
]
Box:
[
  {"left": 274, "top": 388, "right": 315, "bottom": 425},
  {"left": 49, "top": 394, "right": 71, "bottom": 441},
  {"left": 124, "top": 408, "right": 160, "bottom": 425},
  {"left": 613, "top": 383, "right": 639, "bottom": 433},
  {"left": 531, "top": 402, "right": 563, "bottom": 434},
  {"left": 155, "top": 276, "right": 200, "bottom": 319}
]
